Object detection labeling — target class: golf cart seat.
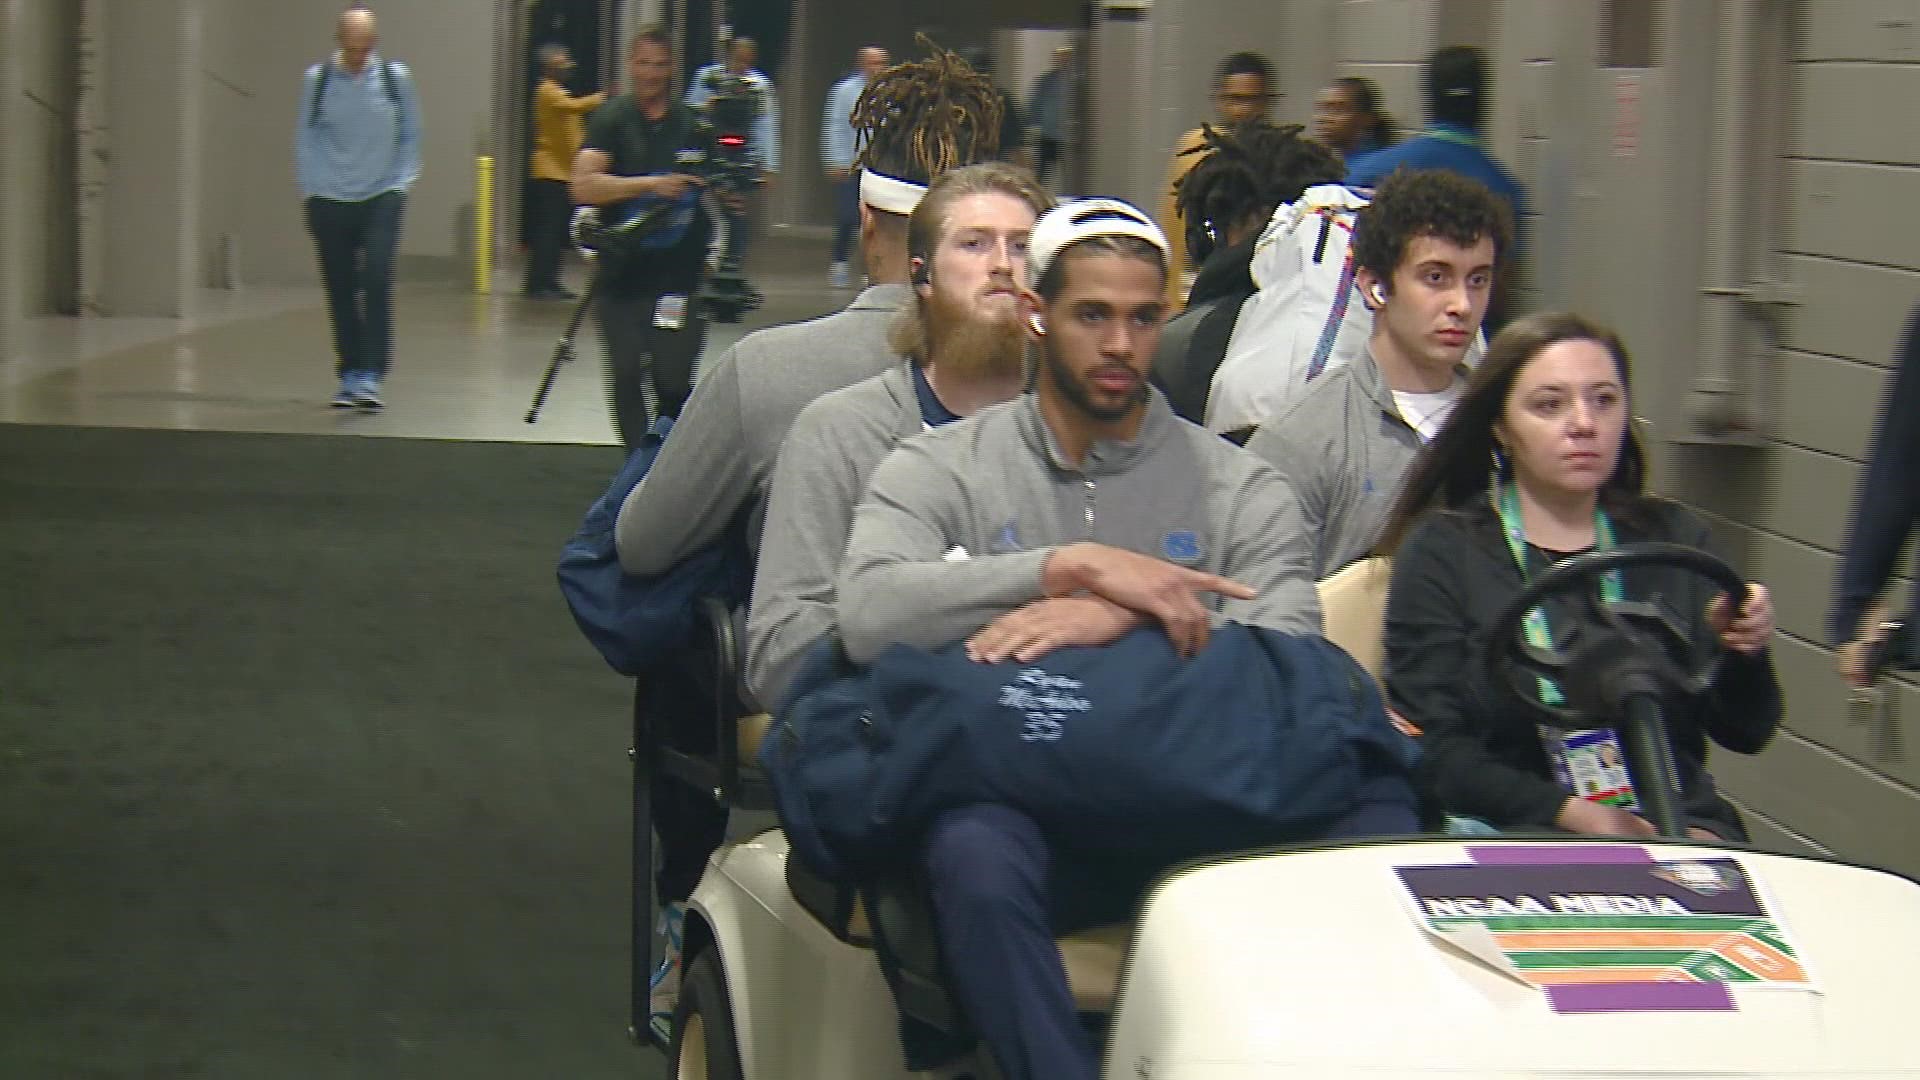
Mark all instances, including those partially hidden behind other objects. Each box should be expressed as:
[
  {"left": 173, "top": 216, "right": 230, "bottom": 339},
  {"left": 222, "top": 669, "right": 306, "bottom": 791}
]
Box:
[{"left": 1317, "top": 555, "right": 1391, "bottom": 685}]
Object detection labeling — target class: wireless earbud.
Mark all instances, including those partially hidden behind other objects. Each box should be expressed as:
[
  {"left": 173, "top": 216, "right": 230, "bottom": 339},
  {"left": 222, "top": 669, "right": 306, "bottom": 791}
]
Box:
[
  {"left": 1028, "top": 315, "right": 1047, "bottom": 336},
  {"left": 1370, "top": 283, "right": 1388, "bottom": 305}
]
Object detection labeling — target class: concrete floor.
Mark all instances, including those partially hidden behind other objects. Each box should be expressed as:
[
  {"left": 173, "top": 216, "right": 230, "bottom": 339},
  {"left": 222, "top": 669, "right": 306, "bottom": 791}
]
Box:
[{"left": 0, "top": 231, "right": 851, "bottom": 444}]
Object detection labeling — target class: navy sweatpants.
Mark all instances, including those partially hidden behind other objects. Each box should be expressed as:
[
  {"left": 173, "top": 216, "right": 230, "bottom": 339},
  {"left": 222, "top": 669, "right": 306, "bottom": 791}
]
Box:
[{"left": 922, "top": 776, "right": 1418, "bottom": 1080}]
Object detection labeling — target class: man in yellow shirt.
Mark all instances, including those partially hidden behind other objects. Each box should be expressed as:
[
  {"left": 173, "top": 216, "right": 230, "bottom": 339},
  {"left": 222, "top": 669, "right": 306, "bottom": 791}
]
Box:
[
  {"left": 1155, "top": 51, "right": 1276, "bottom": 310},
  {"left": 526, "top": 43, "right": 605, "bottom": 299}
]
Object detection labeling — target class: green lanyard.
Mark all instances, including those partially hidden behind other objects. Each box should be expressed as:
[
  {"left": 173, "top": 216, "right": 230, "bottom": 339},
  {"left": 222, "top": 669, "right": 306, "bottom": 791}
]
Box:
[
  {"left": 1423, "top": 126, "right": 1482, "bottom": 150},
  {"left": 1492, "top": 483, "right": 1622, "bottom": 706}
]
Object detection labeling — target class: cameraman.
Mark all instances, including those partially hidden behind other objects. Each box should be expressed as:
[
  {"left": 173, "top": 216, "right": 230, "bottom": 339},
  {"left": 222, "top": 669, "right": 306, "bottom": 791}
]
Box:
[
  {"left": 685, "top": 37, "right": 779, "bottom": 268},
  {"left": 571, "top": 25, "right": 716, "bottom": 442}
]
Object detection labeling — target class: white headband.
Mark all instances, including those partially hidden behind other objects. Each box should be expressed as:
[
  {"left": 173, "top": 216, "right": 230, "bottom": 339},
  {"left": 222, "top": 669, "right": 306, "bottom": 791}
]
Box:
[{"left": 859, "top": 168, "right": 928, "bottom": 215}]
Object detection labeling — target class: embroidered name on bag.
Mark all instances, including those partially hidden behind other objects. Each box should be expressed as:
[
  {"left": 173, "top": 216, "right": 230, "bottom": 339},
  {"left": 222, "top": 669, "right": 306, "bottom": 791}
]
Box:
[{"left": 996, "top": 668, "right": 1093, "bottom": 742}]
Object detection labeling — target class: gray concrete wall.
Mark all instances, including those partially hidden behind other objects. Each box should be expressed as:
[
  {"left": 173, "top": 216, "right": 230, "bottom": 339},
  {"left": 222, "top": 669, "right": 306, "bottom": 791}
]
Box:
[
  {"left": 0, "top": 0, "right": 16, "bottom": 360},
  {"left": 1661, "top": 0, "right": 1920, "bottom": 869},
  {"left": 5, "top": 0, "right": 81, "bottom": 328}
]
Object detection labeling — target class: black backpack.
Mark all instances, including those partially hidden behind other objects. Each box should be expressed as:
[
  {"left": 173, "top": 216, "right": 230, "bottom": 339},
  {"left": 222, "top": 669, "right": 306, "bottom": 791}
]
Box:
[{"left": 308, "top": 59, "right": 401, "bottom": 126}]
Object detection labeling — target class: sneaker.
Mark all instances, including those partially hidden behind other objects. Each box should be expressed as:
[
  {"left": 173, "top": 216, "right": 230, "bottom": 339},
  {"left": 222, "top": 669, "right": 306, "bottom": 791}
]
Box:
[
  {"left": 648, "top": 901, "right": 686, "bottom": 1041},
  {"left": 828, "top": 261, "right": 851, "bottom": 289},
  {"left": 352, "top": 376, "right": 385, "bottom": 411},
  {"left": 330, "top": 374, "right": 361, "bottom": 408}
]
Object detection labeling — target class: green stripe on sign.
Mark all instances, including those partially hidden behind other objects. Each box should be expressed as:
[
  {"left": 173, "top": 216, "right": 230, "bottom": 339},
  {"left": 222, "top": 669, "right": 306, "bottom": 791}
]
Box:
[
  {"left": 1510, "top": 949, "right": 1699, "bottom": 969},
  {"left": 1749, "top": 926, "right": 1797, "bottom": 956},
  {"left": 1681, "top": 955, "right": 1760, "bottom": 982},
  {"left": 1431, "top": 915, "right": 1768, "bottom": 932}
]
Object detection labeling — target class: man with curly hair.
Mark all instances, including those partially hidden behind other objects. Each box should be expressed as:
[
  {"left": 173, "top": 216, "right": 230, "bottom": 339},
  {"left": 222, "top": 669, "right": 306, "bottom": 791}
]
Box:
[{"left": 1245, "top": 169, "right": 1511, "bottom": 576}]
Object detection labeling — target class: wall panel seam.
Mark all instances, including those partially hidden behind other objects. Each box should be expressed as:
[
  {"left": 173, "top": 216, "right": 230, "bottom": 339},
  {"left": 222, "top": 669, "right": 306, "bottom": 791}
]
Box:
[{"left": 1692, "top": 507, "right": 1842, "bottom": 560}]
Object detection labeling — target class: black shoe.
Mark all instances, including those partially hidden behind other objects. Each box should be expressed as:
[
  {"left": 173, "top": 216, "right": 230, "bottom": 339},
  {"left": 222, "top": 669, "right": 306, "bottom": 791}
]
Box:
[{"left": 525, "top": 287, "right": 576, "bottom": 302}]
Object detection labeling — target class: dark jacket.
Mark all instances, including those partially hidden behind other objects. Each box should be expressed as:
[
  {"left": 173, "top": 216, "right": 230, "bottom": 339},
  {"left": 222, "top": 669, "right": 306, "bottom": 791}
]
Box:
[
  {"left": 764, "top": 623, "right": 1416, "bottom": 884},
  {"left": 1149, "top": 237, "right": 1257, "bottom": 425},
  {"left": 1831, "top": 301, "right": 1920, "bottom": 644},
  {"left": 1385, "top": 497, "right": 1781, "bottom": 840}
]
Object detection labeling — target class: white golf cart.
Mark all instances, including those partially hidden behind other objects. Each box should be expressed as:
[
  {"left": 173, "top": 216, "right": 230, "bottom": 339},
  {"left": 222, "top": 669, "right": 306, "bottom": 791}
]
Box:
[{"left": 651, "top": 547, "right": 1920, "bottom": 1079}]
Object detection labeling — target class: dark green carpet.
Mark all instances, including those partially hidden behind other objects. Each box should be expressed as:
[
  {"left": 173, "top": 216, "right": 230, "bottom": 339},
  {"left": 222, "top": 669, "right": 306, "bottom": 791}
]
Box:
[{"left": 0, "top": 424, "right": 665, "bottom": 1078}]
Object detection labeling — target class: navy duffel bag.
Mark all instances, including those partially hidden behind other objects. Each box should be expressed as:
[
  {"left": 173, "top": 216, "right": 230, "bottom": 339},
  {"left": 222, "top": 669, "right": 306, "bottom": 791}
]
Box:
[{"left": 761, "top": 624, "right": 1419, "bottom": 884}]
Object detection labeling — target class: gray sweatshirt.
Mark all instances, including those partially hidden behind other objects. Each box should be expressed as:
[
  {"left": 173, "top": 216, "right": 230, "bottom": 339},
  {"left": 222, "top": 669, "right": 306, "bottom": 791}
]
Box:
[
  {"left": 836, "top": 390, "right": 1322, "bottom": 664},
  {"left": 614, "top": 284, "right": 909, "bottom": 574},
  {"left": 747, "top": 363, "right": 924, "bottom": 707},
  {"left": 1242, "top": 345, "right": 1428, "bottom": 578}
]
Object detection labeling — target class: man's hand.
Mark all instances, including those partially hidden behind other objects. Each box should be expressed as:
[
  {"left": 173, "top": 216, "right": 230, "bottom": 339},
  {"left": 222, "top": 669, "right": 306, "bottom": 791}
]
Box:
[
  {"left": 1042, "top": 543, "right": 1255, "bottom": 659},
  {"left": 966, "top": 596, "right": 1143, "bottom": 665},
  {"left": 1838, "top": 598, "right": 1895, "bottom": 689},
  {"left": 1556, "top": 797, "right": 1656, "bottom": 839},
  {"left": 1705, "top": 584, "right": 1774, "bottom": 656},
  {"left": 825, "top": 166, "right": 849, "bottom": 182},
  {"left": 646, "top": 173, "right": 703, "bottom": 200}
]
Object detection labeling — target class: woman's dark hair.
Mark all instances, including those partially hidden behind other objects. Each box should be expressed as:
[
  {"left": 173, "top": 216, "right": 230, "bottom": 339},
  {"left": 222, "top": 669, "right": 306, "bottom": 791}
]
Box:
[
  {"left": 1172, "top": 122, "right": 1343, "bottom": 264},
  {"left": 1333, "top": 75, "right": 1397, "bottom": 148},
  {"left": 852, "top": 35, "right": 1003, "bottom": 186},
  {"left": 1374, "top": 311, "right": 1651, "bottom": 555}
]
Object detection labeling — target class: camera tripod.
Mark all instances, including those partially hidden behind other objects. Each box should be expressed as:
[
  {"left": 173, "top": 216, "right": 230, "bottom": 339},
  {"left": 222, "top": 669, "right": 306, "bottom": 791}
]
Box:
[{"left": 523, "top": 272, "right": 601, "bottom": 425}]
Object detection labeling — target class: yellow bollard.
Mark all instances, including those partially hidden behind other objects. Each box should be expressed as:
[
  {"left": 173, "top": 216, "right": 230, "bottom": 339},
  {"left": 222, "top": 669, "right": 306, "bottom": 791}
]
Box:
[{"left": 475, "top": 155, "right": 494, "bottom": 295}]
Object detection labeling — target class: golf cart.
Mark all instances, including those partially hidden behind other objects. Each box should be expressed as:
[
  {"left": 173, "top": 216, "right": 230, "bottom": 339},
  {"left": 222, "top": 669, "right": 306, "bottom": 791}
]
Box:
[{"left": 648, "top": 546, "right": 1920, "bottom": 1078}]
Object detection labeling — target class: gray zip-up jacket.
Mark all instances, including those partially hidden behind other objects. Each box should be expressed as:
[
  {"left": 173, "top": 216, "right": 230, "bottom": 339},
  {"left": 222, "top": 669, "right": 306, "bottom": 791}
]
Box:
[
  {"left": 1243, "top": 345, "right": 1431, "bottom": 578},
  {"left": 747, "top": 363, "right": 924, "bottom": 707},
  {"left": 614, "top": 284, "right": 909, "bottom": 574},
  {"left": 837, "top": 390, "right": 1321, "bottom": 664}
]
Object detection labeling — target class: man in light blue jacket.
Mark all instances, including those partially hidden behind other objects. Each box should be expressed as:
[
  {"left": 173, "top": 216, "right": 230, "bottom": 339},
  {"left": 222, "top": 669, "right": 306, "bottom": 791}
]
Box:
[
  {"left": 296, "top": 6, "right": 421, "bottom": 411},
  {"left": 822, "top": 45, "right": 889, "bottom": 288}
]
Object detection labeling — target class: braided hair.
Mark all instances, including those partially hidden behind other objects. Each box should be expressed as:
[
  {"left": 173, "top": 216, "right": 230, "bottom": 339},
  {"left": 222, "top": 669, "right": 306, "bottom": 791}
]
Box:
[
  {"left": 851, "top": 34, "right": 1004, "bottom": 186},
  {"left": 1172, "top": 122, "right": 1343, "bottom": 264}
]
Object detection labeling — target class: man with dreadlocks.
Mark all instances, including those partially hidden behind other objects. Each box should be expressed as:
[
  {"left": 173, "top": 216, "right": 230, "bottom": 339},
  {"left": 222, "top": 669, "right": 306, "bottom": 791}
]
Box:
[
  {"left": 1150, "top": 123, "right": 1344, "bottom": 425},
  {"left": 610, "top": 38, "right": 1006, "bottom": 1036},
  {"left": 1153, "top": 51, "right": 1278, "bottom": 311}
]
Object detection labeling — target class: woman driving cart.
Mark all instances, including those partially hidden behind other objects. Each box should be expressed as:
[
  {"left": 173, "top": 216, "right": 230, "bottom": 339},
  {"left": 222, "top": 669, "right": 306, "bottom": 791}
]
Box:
[{"left": 1377, "top": 312, "right": 1781, "bottom": 841}]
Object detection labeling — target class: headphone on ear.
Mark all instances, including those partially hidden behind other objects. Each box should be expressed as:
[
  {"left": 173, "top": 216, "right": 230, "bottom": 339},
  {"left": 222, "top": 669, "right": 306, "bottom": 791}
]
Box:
[
  {"left": 910, "top": 259, "right": 931, "bottom": 287},
  {"left": 1028, "top": 314, "right": 1047, "bottom": 336},
  {"left": 1370, "top": 282, "right": 1388, "bottom": 305}
]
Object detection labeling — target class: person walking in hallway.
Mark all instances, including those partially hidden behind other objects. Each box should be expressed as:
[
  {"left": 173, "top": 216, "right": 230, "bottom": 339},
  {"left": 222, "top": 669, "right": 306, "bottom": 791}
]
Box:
[
  {"left": 298, "top": 5, "right": 422, "bottom": 411},
  {"left": 526, "top": 43, "right": 604, "bottom": 301},
  {"left": 571, "top": 25, "right": 716, "bottom": 441},
  {"left": 1155, "top": 51, "right": 1277, "bottom": 311},
  {"left": 1028, "top": 44, "right": 1076, "bottom": 188},
  {"left": 823, "top": 45, "right": 889, "bottom": 289}
]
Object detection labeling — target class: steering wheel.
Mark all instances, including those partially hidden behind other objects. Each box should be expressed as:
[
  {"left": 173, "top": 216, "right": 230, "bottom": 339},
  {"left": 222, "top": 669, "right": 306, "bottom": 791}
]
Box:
[{"left": 1482, "top": 542, "right": 1748, "bottom": 730}]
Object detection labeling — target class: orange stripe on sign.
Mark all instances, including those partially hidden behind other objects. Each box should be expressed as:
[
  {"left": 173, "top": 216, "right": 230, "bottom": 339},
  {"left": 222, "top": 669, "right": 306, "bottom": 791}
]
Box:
[{"left": 1526, "top": 967, "right": 1697, "bottom": 986}]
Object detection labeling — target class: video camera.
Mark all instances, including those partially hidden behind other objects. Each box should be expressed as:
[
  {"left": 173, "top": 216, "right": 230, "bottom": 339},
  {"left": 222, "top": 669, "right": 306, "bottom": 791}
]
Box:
[
  {"left": 571, "top": 118, "right": 763, "bottom": 323},
  {"left": 689, "top": 72, "right": 768, "bottom": 323}
]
